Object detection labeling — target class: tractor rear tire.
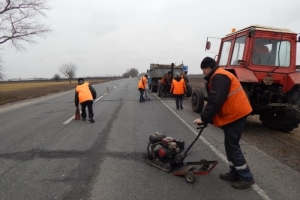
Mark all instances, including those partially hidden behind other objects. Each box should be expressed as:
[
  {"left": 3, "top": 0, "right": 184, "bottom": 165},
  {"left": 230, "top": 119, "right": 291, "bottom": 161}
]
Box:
[{"left": 191, "top": 89, "right": 205, "bottom": 113}]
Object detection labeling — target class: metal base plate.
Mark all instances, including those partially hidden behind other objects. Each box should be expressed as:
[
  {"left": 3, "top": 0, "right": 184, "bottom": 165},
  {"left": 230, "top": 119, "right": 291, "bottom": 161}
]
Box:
[{"left": 143, "top": 155, "right": 183, "bottom": 173}]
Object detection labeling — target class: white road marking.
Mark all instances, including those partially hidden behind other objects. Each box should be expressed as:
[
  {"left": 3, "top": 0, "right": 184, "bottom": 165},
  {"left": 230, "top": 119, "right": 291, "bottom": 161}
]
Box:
[
  {"left": 95, "top": 93, "right": 107, "bottom": 102},
  {"left": 155, "top": 94, "right": 271, "bottom": 200},
  {"left": 63, "top": 116, "right": 75, "bottom": 124}
]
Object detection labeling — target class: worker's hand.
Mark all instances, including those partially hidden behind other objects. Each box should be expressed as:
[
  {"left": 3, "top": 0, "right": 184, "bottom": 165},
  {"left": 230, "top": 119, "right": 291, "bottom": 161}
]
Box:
[{"left": 193, "top": 118, "right": 202, "bottom": 125}]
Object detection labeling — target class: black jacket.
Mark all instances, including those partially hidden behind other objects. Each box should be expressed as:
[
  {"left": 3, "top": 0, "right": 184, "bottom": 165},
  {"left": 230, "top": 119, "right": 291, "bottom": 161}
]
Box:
[{"left": 200, "top": 66, "right": 231, "bottom": 125}]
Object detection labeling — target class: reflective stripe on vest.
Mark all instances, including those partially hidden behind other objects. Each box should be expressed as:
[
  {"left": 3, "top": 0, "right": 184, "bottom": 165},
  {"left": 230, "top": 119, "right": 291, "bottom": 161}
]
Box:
[
  {"left": 208, "top": 68, "right": 252, "bottom": 127},
  {"left": 228, "top": 86, "right": 243, "bottom": 97}
]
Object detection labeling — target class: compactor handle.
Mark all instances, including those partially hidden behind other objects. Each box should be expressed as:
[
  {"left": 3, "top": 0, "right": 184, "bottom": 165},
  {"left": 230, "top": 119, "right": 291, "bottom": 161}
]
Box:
[
  {"left": 183, "top": 123, "right": 207, "bottom": 155},
  {"left": 196, "top": 123, "right": 207, "bottom": 129}
]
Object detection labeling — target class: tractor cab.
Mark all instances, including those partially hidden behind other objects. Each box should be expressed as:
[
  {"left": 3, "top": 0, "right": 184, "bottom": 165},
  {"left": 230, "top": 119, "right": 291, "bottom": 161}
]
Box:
[
  {"left": 195, "top": 25, "right": 300, "bottom": 132},
  {"left": 207, "top": 25, "right": 298, "bottom": 74}
]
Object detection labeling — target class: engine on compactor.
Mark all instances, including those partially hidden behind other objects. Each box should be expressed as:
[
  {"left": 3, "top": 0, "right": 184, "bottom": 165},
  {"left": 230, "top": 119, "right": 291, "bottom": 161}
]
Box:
[{"left": 148, "top": 132, "right": 185, "bottom": 166}]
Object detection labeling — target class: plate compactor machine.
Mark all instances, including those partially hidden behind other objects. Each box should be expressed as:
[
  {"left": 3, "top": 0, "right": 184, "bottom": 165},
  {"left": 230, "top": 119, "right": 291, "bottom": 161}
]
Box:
[{"left": 143, "top": 124, "right": 218, "bottom": 183}]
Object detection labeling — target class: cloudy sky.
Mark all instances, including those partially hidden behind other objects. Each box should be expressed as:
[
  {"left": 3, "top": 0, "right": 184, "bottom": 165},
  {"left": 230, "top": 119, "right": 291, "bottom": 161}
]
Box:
[{"left": 2, "top": 0, "right": 300, "bottom": 79}]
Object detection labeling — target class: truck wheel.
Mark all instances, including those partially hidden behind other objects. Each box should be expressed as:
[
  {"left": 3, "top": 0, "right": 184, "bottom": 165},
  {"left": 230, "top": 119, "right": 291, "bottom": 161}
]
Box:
[
  {"left": 191, "top": 89, "right": 205, "bottom": 113},
  {"left": 186, "top": 83, "right": 193, "bottom": 97}
]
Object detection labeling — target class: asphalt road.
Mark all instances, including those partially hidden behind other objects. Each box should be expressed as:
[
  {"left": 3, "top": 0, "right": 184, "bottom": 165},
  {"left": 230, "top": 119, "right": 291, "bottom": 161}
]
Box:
[{"left": 0, "top": 78, "right": 299, "bottom": 200}]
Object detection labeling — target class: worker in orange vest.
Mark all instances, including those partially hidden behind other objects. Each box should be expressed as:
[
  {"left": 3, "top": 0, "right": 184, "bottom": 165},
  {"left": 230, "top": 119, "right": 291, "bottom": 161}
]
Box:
[
  {"left": 170, "top": 73, "right": 187, "bottom": 109},
  {"left": 138, "top": 75, "right": 148, "bottom": 102},
  {"left": 75, "top": 78, "right": 97, "bottom": 123},
  {"left": 194, "top": 57, "right": 255, "bottom": 189},
  {"left": 180, "top": 70, "right": 189, "bottom": 99}
]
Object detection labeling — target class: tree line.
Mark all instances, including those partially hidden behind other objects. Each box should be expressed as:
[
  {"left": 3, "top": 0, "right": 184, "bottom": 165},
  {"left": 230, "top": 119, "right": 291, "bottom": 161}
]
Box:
[{"left": 0, "top": 1, "right": 141, "bottom": 82}]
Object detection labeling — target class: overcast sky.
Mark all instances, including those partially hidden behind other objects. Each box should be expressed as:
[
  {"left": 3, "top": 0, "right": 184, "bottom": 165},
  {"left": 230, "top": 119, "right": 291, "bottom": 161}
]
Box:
[{"left": 2, "top": 0, "right": 300, "bottom": 79}]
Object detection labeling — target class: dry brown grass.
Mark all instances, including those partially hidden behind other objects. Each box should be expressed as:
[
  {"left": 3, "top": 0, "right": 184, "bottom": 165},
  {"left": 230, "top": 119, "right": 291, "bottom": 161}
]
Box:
[{"left": 0, "top": 79, "right": 115, "bottom": 106}]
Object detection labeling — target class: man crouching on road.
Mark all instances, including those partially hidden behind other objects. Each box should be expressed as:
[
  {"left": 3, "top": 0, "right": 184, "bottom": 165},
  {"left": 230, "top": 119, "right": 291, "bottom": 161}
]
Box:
[
  {"left": 75, "top": 78, "right": 97, "bottom": 123},
  {"left": 193, "top": 57, "right": 255, "bottom": 189}
]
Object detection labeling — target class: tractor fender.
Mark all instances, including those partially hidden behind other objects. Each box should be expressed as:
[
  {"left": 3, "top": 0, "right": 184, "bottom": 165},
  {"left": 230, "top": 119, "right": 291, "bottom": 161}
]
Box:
[
  {"left": 286, "top": 72, "right": 300, "bottom": 92},
  {"left": 233, "top": 68, "right": 259, "bottom": 83}
]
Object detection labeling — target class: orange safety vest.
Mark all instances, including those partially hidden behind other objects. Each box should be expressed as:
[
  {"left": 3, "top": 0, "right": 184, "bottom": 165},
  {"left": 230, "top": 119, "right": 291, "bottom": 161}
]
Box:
[
  {"left": 208, "top": 68, "right": 252, "bottom": 127},
  {"left": 76, "top": 82, "right": 93, "bottom": 103},
  {"left": 171, "top": 79, "right": 186, "bottom": 95},
  {"left": 138, "top": 76, "right": 147, "bottom": 89}
]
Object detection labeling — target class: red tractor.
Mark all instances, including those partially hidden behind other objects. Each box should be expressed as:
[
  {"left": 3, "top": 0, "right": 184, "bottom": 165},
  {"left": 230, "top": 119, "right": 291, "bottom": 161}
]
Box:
[{"left": 191, "top": 24, "right": 300, "bottom": 132}]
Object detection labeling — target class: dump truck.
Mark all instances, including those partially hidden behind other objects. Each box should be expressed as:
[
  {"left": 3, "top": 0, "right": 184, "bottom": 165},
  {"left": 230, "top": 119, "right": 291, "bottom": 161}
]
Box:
[
  {"left": 147, "top": 63, "right": 193, "bottom": 97},
  {"left": 192, "top": 24, "right": 300, "bottom": 132}
]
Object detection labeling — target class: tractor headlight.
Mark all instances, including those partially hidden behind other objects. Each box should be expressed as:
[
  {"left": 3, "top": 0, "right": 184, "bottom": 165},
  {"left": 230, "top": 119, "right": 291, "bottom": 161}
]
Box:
[{"left": 263, "top": 76, "right": 274, "bottom": 85}]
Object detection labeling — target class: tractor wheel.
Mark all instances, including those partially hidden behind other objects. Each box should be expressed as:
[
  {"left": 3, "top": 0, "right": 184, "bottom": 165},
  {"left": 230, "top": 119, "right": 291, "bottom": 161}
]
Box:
[
  {"left": 191, "top": 89, "right": 205, "bottom": 113},
  {"left": 259, "top": 107, "right": 300, "bottom": 132},
  {"left": 186, "top": 83, "right": 193, "bottom": 97},
  {"left": 185, "top": 171, "right": 196, "bottom": 183}
]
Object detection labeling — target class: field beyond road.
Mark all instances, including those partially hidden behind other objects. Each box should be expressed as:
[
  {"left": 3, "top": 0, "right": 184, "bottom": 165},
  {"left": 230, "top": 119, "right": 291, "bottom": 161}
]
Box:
[{"left": 0, "top": 79, "right": 115, "bottom": 106}]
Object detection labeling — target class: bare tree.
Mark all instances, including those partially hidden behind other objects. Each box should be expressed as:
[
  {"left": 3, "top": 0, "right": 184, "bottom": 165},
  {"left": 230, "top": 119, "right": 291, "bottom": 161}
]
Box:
[
  {"left": 122, "top": 68, "right": 139, "bottom": 78},
  {"left": 59, "top": 63, "right": 78, "bottom": 84},
  {"left": 52, "top": 73, "right": 60, "bottom": 81},
  {"left": 0, "top": 0, "right": 51, "bottom": 50}
]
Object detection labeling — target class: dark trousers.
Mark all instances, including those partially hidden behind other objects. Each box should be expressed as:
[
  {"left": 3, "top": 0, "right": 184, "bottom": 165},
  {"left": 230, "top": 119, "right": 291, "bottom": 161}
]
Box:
[
  {"left": 161, "top": 83, "right": 168, "bottom": 97},
  {"left": 174, "top": 94, "right": 184, "bottom": 109},
  {"left": 138, "top": 88, "right": 145, "bottom": 102},
  {"left": 80, "top": 100, "right": 94, "bottom": 119},
  {"left": 222, "top": 115, "right": 254, "bottom": 181}
]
